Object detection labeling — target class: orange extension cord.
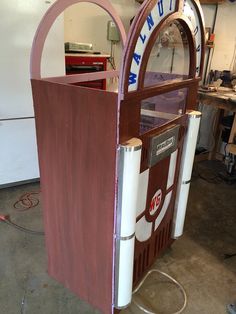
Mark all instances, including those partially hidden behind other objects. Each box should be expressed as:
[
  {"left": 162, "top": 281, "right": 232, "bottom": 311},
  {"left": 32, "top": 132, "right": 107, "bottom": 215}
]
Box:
[{"left": 0, "top": 191, "right": 44, "bottom": 235}]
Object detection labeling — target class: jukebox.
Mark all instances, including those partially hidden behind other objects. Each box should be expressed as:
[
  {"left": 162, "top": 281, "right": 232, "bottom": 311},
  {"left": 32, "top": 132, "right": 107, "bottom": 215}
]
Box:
[{"left": 30, "top": 0, "right": 205, "bottom": 313}]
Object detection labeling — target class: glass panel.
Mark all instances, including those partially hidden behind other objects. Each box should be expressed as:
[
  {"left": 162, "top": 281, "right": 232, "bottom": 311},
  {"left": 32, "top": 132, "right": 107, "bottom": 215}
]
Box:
[
  {"left": 140, "top": 88, "right": 187, "bottom": 134},
  {"left": 144, "top": 21, "right": 189, "bottom": 87}
]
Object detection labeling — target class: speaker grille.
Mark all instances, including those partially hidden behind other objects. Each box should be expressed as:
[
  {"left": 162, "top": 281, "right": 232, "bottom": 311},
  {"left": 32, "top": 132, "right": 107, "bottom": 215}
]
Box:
[{"left": 133, "top": 219, "right": 172, "bottom": 285}]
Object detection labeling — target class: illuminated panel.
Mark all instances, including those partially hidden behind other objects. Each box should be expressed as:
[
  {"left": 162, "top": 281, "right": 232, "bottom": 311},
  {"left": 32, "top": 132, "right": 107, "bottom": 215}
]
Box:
[
  {"left": 128, "top": 0, "right": 177, "bottom": 91},
  {"left": 115, "top": 138, "right": 142, "bottom": 309},
  {"left": 183, "top": 0, "right": 202, "bottom": 76},
  {"left": 172, "top": 111, "right": 201, "bottom": 238}
]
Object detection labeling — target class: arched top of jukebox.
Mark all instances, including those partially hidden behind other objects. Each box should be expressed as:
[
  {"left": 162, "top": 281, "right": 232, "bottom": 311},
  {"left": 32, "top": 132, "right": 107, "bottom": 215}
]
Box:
[
  {"left": 119, "top": 0, "right": 205, "bottom": 97},
  {"left": 30, "top": 0, "right": 127, "bottom": 79}
]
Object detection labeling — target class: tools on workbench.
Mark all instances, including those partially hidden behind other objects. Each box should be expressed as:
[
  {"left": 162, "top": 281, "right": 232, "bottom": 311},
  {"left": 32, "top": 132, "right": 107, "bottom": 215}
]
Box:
[{"left": 207, "top": 70, "right": 236, "bottom": 89}]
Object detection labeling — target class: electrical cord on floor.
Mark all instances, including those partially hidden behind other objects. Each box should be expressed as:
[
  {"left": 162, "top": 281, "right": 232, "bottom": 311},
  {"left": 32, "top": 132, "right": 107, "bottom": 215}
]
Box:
[
  {"left": 196, "top": 171, "right": 222, "bottom": 184},
  {"left": 132, "top": 269, "right": 187, "bottom": 314},
  {"left": 0, "top": 190, "right": 44, "bottom": 235},
  {"left": 224, "top": 253, "right": 236, "bottom": 260},
  {"left": 192, "top": 163, "right": 223, "bottom": 184},
  {"left": 0, "top": 214, "right": 44, "bottom": 236},
  {"left": 13, "top": 191, "right": 41, "bottom": 211}
]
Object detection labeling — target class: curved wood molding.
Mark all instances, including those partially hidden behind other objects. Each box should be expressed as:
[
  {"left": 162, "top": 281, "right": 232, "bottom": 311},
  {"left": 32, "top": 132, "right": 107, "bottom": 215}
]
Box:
[
  {"left": 118, "top": 0, "right": 205, "bottom": 99},
  {"left": 30, "top": 0, "right": 127, "bottom": 79}
]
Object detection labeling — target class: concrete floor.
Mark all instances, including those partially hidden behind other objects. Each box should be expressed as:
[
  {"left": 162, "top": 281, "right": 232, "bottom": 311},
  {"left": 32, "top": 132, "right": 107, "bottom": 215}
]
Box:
[{"left": 0, "top": 161, "right": 235, "bottom": 314}]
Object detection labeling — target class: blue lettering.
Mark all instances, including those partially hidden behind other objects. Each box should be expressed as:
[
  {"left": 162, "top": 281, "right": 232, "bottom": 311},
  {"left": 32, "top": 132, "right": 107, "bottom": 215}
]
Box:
[
  {"left": 196, "top": 44, "right": 201, "bottom": 52},
  {"left": 139, "top": 33, "right": 147, "bottom": 44},
  {"left": 196, "top": 67, "right": 200, "bottom": 73},
  {"left": 129, "top": 72, "right": 137, "bottom": 85},
  {"left": 169, "top": 0, "right": 173, "bottom": 10},
  {"left": 158, "top": 0, "right": 164, "bottom": 17},
  {"left": 194, "top": 26, "right": 199, "bottom": 36},
  {"left": 147, "top": 13, "right": 154, "bottom": 30},
  {"left": 133, "top": 52, "right": 141, "bottom": 66}
]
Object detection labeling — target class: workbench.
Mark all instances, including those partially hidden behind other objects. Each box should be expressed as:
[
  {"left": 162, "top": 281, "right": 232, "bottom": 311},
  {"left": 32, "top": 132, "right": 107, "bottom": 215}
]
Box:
[{"left": 198, "top": 87, "right": 236, "bottom": 159}]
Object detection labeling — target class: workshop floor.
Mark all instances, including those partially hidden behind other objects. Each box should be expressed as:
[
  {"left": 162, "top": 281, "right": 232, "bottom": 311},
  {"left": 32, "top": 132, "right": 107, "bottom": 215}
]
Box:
[{"left": 0, "top": 161, "right": 235, "bottom": 314}]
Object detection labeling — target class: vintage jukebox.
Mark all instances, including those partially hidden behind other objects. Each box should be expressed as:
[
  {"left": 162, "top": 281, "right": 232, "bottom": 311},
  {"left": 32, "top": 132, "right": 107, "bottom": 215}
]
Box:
[{"left": 30, "top": 0, "right": 205, "bottom": 313}]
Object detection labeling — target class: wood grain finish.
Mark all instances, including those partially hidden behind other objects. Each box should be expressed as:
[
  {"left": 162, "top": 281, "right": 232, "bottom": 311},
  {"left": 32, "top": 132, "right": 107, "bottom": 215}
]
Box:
[
  {"left": 31, "top": 80, "right": 118, "bottom": 314},
  {"left": 42, "top": 70, "right": 119, "bottom": 85},
  {"left": 121, "top": 78, "right": 200, "bottom": 102}
]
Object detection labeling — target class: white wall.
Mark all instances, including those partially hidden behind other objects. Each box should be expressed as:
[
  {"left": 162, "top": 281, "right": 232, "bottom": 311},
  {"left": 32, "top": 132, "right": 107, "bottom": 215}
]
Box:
[
  {"left": 198, "top": 3, "right": 236, "bottom": 151},
  {"left": 201, "top": 2, "right": 236, "bottom": 72},
  {"left": 64, "top": 0, "right": 140, "bottom": 68},
  {"left": 0, "top": 1, "right": 65, "bottom": 119},
  {"left": 64, "top": 2, "right": 236, "bottom": 73},
  {"left": 0, "top": 0, "right": 65, "bottom": 186}
]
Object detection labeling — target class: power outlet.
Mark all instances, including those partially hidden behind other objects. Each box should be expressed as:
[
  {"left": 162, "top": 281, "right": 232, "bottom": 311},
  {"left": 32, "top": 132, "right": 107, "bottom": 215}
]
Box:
[{"left": 107, "top": 21, "right": 120, "bottom": 42}]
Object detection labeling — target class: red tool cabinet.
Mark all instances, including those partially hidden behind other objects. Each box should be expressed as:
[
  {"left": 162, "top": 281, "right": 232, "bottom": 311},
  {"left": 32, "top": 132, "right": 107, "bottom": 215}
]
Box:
[{"left": 65, "top": 54, "right": 109, "bottom": 90}]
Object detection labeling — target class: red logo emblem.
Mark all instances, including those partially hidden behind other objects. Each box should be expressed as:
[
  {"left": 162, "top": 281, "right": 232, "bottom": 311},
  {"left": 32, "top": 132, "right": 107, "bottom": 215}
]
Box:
[{"left": 149, "top": 189, "right": 162, "bottom": 216}]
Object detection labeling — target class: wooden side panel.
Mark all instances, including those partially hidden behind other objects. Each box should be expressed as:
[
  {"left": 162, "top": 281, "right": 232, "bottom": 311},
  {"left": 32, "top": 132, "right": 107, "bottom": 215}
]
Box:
[{"left": 31, "top": 80, "right": 118, "bottom": 314}]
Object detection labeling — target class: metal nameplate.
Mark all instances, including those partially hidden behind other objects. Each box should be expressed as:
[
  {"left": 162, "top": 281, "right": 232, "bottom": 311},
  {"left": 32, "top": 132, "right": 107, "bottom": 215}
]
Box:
[{"left": 149, "top": 125, "right": 180, "bottom": 167}]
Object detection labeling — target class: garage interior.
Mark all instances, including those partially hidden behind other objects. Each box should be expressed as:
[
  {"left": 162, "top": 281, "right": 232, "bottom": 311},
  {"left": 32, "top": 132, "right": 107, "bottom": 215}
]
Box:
[
  {"left": 1, "top": 161, "right": 235, "bottom": 313},
  {"left": 0, "top": 0, "right": 236, "bottom": 313}
]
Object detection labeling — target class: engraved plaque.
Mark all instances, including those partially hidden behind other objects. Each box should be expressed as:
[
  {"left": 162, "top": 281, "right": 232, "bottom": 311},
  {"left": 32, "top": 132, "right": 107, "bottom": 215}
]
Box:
[{"left": 149, "top": 125, "right": 180, "bottom": 167}]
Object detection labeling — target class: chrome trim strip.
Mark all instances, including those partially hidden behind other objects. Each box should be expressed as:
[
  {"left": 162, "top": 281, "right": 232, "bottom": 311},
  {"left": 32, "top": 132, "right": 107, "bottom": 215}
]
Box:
[
  {"left": 114, "top": 145, "right": 125, "bottom": 307},
  {"left": 114, "top": 137, "right": 142, "bottom": 308},
  {"left": 120, "top": 137, "right": 142, "bottom": 152},
  {"left": 121, "top": 145, "right": 142, "bottom": 152},
  {"left": 116, "top": 233, "right": 135, "bottom": 241},
  {"left": 189, "top": 114, "right": 202, "bottom": 119},
  {"left": 115, "top": 146, "right": 125, "bottom": 244},
  {"left": 187, "top": 111, "right": 202, "bottom": 119},
  {"left": 115, "top": 302, "right": 132, "bottom": 310},
  {"left": 182, "top": 179, "right": 191, "bottom": 185},
  {"left": 114, "top": 237, "right": 121, "bottom": 307}
]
